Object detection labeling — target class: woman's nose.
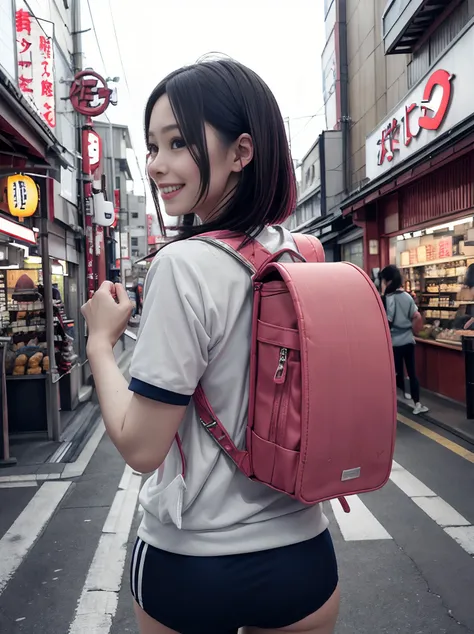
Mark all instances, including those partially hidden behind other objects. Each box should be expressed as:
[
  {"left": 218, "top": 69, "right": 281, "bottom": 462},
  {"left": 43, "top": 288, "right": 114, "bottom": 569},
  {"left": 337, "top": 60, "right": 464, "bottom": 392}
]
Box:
[{"left": 148, "top": 154, "right": 168, "bottom": 178}]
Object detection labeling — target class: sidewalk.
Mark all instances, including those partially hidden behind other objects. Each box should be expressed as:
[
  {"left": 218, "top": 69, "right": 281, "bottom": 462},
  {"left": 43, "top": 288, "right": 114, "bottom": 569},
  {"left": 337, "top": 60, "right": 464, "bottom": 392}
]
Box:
[
  {"left": 398, "top": 388, "right": 474, "bottom": 445},
  {"left": 0, "top": 341, "right": 134, "bottom": 478}
]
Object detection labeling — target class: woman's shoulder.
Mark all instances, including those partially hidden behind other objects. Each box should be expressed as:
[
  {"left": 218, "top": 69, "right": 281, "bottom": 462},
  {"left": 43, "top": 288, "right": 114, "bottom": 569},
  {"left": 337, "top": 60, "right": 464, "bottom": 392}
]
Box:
[
  {"left": 152, "top": 238, "right": 217, "bottom": 263},
  {"left": 148, "top": 238, "right": 251, "bottom": 291}
]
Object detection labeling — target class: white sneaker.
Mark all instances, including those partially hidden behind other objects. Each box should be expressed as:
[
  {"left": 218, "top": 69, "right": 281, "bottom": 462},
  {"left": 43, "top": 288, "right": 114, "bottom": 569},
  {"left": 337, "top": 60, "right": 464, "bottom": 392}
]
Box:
[
  {"left": 413, "top": 403, "right": 429, "bottom": 415},
  {"left": 404, "top": 393, "right": 412, "bottom": 400}
]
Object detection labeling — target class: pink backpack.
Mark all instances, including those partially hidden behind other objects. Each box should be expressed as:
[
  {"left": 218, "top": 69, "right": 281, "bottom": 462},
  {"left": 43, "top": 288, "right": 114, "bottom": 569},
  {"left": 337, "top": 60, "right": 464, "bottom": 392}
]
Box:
[{"left": 189, "top": 231, "right": 397, "bottom": 512}]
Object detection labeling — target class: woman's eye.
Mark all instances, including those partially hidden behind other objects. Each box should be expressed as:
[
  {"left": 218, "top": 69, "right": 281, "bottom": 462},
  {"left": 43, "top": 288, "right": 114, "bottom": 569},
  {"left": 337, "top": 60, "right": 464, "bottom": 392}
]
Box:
[
  {"left": 171, "top": 138, "right": 186, "bottom": 150},
  {"left": 147, "top": 144, "right": 158, "bottom": 158}
]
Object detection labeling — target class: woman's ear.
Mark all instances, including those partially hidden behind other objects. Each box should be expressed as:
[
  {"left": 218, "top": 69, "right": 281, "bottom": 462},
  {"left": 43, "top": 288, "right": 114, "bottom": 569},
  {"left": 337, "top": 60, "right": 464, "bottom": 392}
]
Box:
[{"left": 231, "top": 133, "right": 254, "bottom": 173}]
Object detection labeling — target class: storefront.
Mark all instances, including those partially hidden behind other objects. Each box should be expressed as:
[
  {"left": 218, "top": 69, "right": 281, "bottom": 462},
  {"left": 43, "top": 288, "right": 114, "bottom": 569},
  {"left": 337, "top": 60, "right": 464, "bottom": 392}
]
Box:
[
  {"left": 341, "top": 22, "right": 474, "bottom": 406},
  {"left": 0, "top": 209, "right": 51, "bottom": 435},
  {"left": 382, "top": 178, "right": 474, "bottom": 404},
  {"left": 0, "top": 89, "right": 73, "bottom": 442}
]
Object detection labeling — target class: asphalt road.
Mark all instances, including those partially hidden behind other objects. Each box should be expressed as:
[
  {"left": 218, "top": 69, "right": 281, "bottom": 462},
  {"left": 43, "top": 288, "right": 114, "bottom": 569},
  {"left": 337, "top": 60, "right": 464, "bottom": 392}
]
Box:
[{"left": 1, "top": 416, "right": 473, "bottom": 634}]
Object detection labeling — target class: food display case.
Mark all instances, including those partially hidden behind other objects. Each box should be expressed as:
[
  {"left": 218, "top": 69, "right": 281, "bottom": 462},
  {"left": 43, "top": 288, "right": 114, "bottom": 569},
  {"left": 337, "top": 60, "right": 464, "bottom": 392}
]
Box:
[
  {"left": 389, "top": 216, "right": 474, "bottom": 403},
  {"left": 401, "top": 258, "right": 471, "bottom": 348}
]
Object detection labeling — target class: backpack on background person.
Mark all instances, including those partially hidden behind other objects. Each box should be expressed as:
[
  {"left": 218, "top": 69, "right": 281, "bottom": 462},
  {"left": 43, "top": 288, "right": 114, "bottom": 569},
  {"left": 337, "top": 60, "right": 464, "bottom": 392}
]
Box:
[{"left": 182, "top": 231, "right": 398, "bottom": 513}]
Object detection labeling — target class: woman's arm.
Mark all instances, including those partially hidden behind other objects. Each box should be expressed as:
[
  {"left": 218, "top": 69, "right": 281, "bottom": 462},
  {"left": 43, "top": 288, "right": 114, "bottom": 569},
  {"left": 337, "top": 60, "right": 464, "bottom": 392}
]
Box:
[{"left": 83, "top": 283, "right": 186, "bottom": 473}]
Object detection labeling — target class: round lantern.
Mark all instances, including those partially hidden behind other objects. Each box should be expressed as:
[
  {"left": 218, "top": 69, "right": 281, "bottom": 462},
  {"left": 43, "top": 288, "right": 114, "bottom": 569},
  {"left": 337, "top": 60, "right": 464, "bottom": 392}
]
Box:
[{"left": 6, "top": 174, "right": 39, "bottom": 219}]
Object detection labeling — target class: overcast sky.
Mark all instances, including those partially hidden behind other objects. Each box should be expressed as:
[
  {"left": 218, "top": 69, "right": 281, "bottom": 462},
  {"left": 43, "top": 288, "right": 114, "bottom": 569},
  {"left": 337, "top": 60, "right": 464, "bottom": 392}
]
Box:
[{"left": 81, "top": 0, "right": 326, "bottom": 221}]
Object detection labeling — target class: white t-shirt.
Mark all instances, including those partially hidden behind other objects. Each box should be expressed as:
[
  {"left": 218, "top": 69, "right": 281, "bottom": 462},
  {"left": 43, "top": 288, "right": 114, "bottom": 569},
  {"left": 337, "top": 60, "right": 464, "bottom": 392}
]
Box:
[{"left": 129, "top": 225, "right": 328, "bottom": 556}]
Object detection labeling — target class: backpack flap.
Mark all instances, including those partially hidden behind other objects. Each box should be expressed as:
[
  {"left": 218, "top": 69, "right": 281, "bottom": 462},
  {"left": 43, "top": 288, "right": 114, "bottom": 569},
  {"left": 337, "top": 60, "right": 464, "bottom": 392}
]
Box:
[{"left": 261, "top": 259, "right": 397, "bottom": 505}]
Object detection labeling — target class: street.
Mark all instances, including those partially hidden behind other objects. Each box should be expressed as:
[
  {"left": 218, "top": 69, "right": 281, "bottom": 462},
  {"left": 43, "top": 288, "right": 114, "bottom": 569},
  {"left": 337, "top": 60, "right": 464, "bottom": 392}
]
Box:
[{"left": 0, "top": 414, "right": 473, "bottom": 634}]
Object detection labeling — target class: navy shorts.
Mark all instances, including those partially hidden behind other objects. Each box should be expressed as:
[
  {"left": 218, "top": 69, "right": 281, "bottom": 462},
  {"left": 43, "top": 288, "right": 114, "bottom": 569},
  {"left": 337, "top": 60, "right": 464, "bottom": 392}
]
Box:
[{"left": 130, "top": 529, "right": 338, "bottom": 634}]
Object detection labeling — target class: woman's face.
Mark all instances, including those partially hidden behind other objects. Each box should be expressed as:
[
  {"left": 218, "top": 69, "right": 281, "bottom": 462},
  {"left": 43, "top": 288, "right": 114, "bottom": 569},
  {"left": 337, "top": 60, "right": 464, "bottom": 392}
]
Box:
[{"left": 147, "top": 94, "right": 249, "bottom": 221}]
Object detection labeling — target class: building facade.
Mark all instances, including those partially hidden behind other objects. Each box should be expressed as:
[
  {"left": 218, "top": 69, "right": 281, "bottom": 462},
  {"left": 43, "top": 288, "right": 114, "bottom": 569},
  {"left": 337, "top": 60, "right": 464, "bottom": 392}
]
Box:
[
  {"left": 93, "top": 120, "right": 136, "bottom": 284},
  {"left": 0, "top": 0, "right": 88, "bottom": 445},
  {"left": 340, "top": 0, "right": 474, "bottom": 406}
]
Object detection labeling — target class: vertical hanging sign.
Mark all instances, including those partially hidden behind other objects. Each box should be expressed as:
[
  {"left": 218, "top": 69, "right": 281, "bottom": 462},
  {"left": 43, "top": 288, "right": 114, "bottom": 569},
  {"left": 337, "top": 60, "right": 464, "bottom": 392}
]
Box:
[
  {"left": 69, "top": 70, "right": 113, "bottom": 298},
  {"left": 15, "top": 6, "right": 56, "bottom": 129}
]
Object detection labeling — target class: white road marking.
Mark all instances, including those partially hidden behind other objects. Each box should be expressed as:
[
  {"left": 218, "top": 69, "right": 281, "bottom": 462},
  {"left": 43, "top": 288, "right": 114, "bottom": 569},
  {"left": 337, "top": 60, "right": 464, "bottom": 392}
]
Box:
[
  {"left": 412, "top": 496, "right": 470, "bottom": 528},
  {"left": 0, "top": 481, "right": 71, "bottom": 595},
  {"left": 118, "top": 464, "right": 133, "bottom": 490},
  {"left": 68, "top": 465, "right": 142, "bottom": 634},
  {"left": 444, "top": 526, "right": 474, "bottom": 555},
  {"left": 61, "top": 420, "right": 105, "bottom": 479},
  {"left": 0, "top": 481, "right": 37, "bottom": 489},
  {"left": 390, "top": 460, "right": 474, "bottom": 555},
  {"left": 390, "top": 461, "right": 435, "bottom": 497},
  {"left": 330, "top": 494, "right": 392, "bottom": 541},
  {"left": 0, "top": 475, "right": 39, "bottom": 483}
]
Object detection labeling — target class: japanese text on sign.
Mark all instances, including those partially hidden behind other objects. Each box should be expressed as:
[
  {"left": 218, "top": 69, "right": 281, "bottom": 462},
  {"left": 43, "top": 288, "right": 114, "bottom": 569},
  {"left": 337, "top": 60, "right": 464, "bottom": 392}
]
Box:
[
  {"left": 15, "top": 7, "right": 56, "bottom": 129},
  {"left": 376, "top": 69, "right": 453, "bottom": 167}
]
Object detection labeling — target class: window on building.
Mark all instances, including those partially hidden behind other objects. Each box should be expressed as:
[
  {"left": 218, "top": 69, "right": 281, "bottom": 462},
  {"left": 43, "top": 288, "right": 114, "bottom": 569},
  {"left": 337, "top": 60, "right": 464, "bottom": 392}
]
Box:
[
  {"left": 131, "top": 237, "right": 139, "bottom": 247},
  {"left": 407, "top": 0, "right": 474, "bottom": 88},
  {"left": 132, "top": 249, "right": 139, "bottom": 257},
  {"left": 132, "top": 212, "right": 139, "bottom": 219}
]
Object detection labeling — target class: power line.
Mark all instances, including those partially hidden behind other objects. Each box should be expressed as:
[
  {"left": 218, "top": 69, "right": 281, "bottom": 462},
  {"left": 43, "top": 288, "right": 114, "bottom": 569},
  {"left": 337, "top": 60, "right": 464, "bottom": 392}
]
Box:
[
  {"left": 86, "top": 0, "right": 107, "bottom": 75},
  {"left": 106, "top": 0, "right": 147, "bottom": 190},
  {"left": 107, "top": 0, "right": 131, "bottom": 97}
]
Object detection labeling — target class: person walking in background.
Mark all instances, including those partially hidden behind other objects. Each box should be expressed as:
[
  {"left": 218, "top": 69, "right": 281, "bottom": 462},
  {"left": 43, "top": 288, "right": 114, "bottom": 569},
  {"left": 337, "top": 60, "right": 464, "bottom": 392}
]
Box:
[
  {"left": 380, "top": 265, "right": 429, "bottom": 416},
  {"left": 454, "top": 263, "right": 474, "bottom": 330},
  {"left": 131, "top": 280, "right": 143, "bottom": 316}
]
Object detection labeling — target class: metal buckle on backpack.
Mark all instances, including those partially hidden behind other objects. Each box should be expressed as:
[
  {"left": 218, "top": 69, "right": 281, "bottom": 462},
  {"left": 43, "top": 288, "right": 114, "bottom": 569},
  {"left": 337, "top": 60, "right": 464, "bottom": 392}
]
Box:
[{"left": 200, "top": 418, "right": 217, "bottom": 429}]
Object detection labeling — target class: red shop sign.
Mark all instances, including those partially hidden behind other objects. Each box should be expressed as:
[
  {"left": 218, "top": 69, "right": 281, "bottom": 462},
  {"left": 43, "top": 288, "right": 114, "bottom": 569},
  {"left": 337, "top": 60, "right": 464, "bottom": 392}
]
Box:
[
  {"left": 70, "top": 70, "right": 112, "bottom": 117},
  {"left": 82, "top": 129, "right": 102, "bottom": 175},
  {"left": 376, "top": 69, "right": 454, "bottom": 167}
]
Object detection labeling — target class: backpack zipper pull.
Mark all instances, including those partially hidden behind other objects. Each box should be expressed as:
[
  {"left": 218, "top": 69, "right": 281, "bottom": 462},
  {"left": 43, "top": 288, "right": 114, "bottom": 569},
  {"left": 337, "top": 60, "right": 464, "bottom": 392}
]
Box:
[{"left": 274, "top": 347, "right": 288, "bottom": 383}]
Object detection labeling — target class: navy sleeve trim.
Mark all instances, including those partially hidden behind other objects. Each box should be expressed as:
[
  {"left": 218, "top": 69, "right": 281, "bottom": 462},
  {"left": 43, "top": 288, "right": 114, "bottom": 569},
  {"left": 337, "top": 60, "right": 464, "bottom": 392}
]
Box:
[{"left": 129, "top": 378, "right": 191, "bottom": 406}]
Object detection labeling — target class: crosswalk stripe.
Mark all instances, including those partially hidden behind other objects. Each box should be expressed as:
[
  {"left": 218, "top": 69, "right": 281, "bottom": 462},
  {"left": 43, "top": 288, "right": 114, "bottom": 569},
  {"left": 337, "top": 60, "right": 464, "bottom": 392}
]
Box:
[
  {"left": 330, "top": 494, "right": 392, "bottom": 541},
  {"left": 390, "top": 460, "right": 474, "bottom": 555},
  {"left": 68, "top": 465, "right": 142, "bottom": 634},
  {"left": 0, "top": 481, "right": 71, "bottom": 595}
]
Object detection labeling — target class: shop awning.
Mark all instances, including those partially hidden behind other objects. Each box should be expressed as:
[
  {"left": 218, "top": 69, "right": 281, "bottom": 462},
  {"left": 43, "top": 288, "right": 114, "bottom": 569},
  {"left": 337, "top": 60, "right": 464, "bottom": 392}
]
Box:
[
  {"left": 0, "top": 214, "right": 36, "bottom": 245},
  {"left": 337, "top": 227, "right": 364, "bottom": 245},
  {"left": 319, "top": 231, "right": 339, "bottom": 244},
  {"left": 0, "top": 70, "right": 69, "bottom": 168}
]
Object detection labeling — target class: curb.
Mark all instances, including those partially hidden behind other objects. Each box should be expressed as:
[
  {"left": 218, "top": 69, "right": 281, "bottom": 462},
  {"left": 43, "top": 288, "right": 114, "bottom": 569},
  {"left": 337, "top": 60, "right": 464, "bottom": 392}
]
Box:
[{"left": 398, "top": 400, "right": 474, "bottom": 446}]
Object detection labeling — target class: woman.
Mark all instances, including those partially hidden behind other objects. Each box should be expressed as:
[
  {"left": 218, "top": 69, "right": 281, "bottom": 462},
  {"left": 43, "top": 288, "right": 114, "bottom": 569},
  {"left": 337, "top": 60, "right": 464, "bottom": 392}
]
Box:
[
  {"left": 82, "top": 58, "right": 339, "bottom": 634},
  {"left": 454, "top": 263, "right": 474, "bottom": 331},
  {"left": 380, "top": 265, "right": 428, "bottom": 415}
]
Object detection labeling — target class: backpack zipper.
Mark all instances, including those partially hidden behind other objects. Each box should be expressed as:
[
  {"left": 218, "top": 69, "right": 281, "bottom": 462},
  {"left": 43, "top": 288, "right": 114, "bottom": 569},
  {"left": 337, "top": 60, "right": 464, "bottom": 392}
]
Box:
[
  {"left": 274, "top": 348, "right": 288, "bottom": 382},
  {"left": 270, "top": 348, "right": 288, "bottom": 442},
  {"left": 276, "top": 361, "right": 293, "bottom": 446}
]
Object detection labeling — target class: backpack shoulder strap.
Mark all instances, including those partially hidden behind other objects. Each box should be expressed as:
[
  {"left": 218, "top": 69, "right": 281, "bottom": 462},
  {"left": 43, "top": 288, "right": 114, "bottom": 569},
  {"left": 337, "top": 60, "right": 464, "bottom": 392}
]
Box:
[
  {"left": 190, "top": 232, "right": 272, "bottom": 273},
  {"left": 292, "top": 234, "right": 325, "bottom": 263}
]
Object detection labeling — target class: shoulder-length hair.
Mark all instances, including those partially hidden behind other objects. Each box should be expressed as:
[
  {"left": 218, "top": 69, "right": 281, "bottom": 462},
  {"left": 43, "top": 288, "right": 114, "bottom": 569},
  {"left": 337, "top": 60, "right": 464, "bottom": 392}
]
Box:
[{"left": 144, "top": 57, "right": 296, "bottom": 243}]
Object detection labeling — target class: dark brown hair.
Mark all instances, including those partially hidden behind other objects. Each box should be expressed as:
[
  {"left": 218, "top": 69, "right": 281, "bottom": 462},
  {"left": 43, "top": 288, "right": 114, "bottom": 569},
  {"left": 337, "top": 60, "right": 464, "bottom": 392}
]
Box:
[{"left": 144, "top": 57, "right": 296, "bottom": 242}]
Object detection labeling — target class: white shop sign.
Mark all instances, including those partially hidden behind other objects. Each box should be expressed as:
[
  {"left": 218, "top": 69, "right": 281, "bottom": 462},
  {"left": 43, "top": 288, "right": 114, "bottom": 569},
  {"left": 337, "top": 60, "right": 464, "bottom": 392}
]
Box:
[{"left": 366, "top": 23, "right": 474, "bottom": 181}]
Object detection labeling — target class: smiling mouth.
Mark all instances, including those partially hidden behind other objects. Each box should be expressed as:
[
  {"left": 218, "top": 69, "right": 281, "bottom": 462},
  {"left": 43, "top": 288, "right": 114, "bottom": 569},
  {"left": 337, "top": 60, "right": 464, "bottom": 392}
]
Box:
[{"left": 160, "top": 185, "right": 184, "bottom": 194}]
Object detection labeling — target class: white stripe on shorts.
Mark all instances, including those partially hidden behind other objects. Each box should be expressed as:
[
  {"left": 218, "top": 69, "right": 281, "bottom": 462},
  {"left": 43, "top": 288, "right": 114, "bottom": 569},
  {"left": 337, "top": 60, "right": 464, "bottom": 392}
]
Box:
[
  {"left": 131, "top": 538, "right": 143, "bottom": 598},
  {"left": 137, "top": 541, "right": 149, "bottom": 609}
]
